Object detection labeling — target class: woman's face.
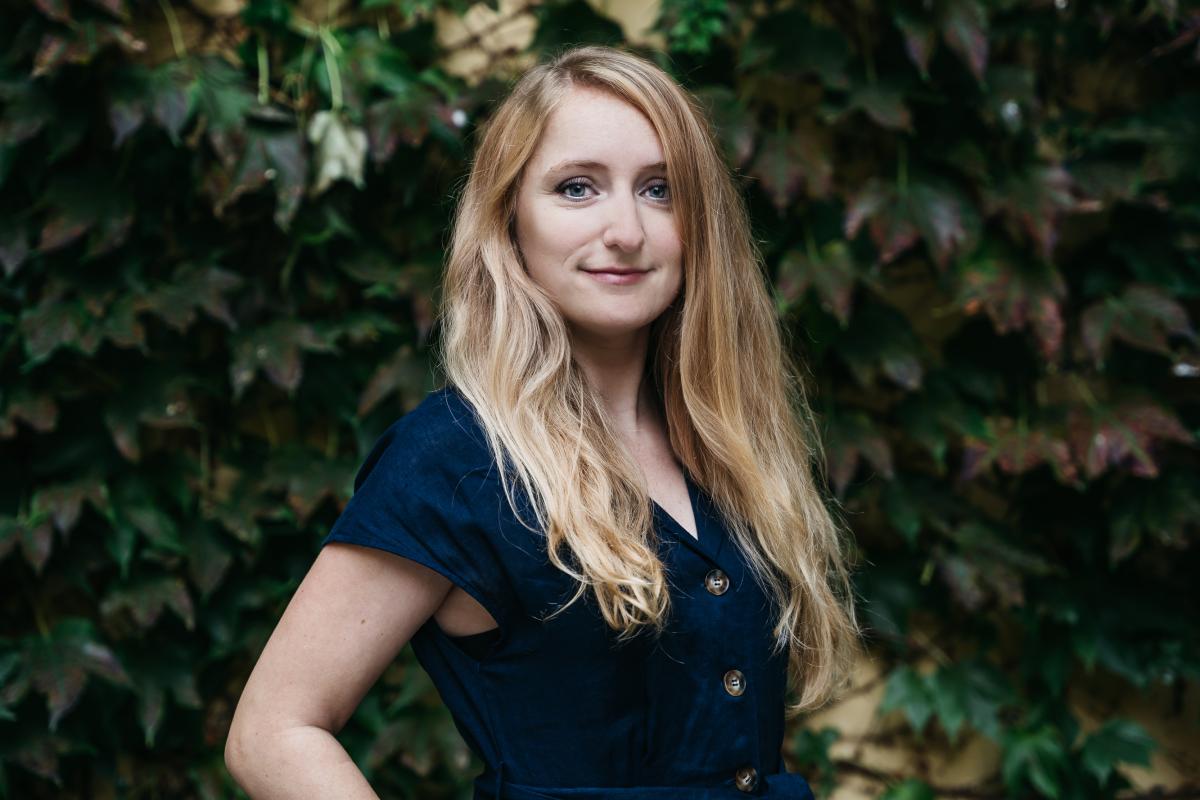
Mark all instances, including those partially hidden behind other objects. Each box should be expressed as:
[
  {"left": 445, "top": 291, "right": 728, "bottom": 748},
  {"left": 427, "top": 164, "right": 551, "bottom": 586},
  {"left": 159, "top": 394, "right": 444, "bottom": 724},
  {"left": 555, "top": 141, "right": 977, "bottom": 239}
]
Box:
[{"left": 513, "top": 86, "right": 683, "bottom": 342}]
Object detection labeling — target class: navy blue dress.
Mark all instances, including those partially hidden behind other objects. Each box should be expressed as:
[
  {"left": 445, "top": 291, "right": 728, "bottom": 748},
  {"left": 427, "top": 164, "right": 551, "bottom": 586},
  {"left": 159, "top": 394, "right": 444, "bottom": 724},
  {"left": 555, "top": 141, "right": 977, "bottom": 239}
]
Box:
[{"left": 321, "top": 385, "right": 817, "bottom": 799}]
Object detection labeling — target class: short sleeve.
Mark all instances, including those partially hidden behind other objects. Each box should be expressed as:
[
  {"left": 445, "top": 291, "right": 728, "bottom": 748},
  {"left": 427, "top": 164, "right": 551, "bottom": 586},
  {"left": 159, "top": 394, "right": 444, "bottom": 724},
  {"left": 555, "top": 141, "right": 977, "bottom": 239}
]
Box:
[{"left": 320, "top": 390, "right": 515, "bottom": 632}]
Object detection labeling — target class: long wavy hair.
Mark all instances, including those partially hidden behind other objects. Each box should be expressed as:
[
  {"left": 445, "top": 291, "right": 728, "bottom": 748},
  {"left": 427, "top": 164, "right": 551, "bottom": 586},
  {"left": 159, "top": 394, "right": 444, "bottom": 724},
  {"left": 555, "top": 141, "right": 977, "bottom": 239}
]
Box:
[{"left": 437, "top": 44, "right": 862, "bottom": 714}]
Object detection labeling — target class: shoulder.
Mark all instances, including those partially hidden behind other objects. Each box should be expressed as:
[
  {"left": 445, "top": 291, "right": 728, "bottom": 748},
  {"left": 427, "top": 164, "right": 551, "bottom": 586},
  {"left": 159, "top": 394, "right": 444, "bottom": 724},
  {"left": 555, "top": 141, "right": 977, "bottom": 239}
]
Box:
[{"left": 353, "top": 384, "right": 496, "bottom": 492}]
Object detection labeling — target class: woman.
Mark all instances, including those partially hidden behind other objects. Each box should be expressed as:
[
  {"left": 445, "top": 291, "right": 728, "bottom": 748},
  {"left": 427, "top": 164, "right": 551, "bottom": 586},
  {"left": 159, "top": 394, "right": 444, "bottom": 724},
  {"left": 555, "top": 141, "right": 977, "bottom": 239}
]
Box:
[{"left": 225, "top": 44, "right": 863, "bottom": 799}]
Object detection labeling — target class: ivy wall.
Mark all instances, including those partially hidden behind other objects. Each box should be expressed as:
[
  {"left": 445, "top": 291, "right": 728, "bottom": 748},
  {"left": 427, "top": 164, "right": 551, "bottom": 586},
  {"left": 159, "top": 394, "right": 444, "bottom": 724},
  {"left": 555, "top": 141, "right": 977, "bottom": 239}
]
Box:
[{"left": 0, "top": 0, "right": 1197, "bottom": 798}]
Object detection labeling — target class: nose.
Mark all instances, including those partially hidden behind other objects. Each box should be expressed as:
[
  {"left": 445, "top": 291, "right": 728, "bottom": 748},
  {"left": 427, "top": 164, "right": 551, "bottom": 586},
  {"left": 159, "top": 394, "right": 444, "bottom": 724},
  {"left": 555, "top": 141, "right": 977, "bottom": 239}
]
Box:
[{"left": 601, "top": 189, "right": 645, "bottom": 252}]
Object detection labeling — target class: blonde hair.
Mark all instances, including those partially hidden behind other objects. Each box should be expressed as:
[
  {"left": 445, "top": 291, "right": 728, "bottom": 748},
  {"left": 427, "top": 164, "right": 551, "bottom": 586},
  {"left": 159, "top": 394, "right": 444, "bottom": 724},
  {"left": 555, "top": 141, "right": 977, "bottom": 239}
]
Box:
[{"left": 437, "top": 44, "right": 863, "bottom": 714}]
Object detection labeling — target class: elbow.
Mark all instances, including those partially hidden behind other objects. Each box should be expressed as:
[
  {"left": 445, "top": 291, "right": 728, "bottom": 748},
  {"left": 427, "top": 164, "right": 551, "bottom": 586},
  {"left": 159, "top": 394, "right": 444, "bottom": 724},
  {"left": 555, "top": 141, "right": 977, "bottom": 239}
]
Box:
[{"left": 224, "top": 721, "right": 255, "bottom": 786}]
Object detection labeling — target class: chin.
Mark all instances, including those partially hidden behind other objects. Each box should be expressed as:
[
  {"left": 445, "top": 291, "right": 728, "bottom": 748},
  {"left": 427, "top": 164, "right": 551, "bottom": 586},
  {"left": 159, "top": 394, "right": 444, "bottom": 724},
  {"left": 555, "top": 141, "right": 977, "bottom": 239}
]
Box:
[{"left": 566, "top": 315, "right": 660, "bottom": 339}]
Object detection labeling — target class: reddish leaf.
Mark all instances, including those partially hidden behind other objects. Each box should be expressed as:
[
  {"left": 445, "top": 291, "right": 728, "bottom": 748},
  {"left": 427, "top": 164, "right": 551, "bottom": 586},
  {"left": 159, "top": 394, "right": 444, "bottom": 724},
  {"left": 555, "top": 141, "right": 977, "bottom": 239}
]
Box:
[
  {"left": 961, "top": 417, "right": 1078, "bottom": 484},
  {"left": 359, "top": 346, "right": 428, "bottom": 417},
  {"left": 38, "top": 209, "right": 91, "bottom": 252},
  {"left": 184, "top": 525, "right": 234, "bottom": 597},
  {"left": 32, "top": 479, "right": 109, "bottom": 538},
  {"left": 83, "top": 0, "right": 130, "bottom": 21},
  {"left": 824, "top": 412, "right": 895, "bottom": 496},
  {"left": 775, "top": 241, "right": 858, "bottom": 325},
  {"left": 0, "top": 220, "right": 30, "bottom": 277},
  {"left": 696, "top": 86, "right": 757, "bottom": 169},
  {"left": 941, "top": 0, "right": 989, "bottom": 83},
  {"left": 204, "top": 463, "right": 266, "bottom": 547},
  {"left": 108, "top": 96, "right": 145, "bottom": 147},
  {"left": 8, "top": 733, "right": 73, "bottom": 786},
  {"left": 836, "top": 303, "right": 925, "bottom": 390},
  {"left": 19, "top": 288, "right": 87, "bottom": 364},
  {"left": 749, "top": 123, "right": 834, "bottom": 212},
  {"left": 229, "top": 321, "right": 338, "bottom": 399},
  {"left": 0, "top": 390, "right": 59, "bottom": 438},
  {"left": 845, "top": 178, "right": 919, "bottom": 264},
  {"left": 34, "top": 0, "right": 72, "bottom": 23},
  {"left": 204, "top": 125, "right": 307, "bottom": 230},
  {"left": 13, "top": 618, "right": 131, "bottom": 731},
  {"left": 1080, "top": 284, "right": 1196, "bottom": 366},
  {"left": 1067, "top": 400, "right": 1193, "bottom": 480},
  {"left": 101, "top": 577, "right": 195, "bottom": 631},
  {"left": 956, "top": 242, "right": 1068, "bottom": 362},
  {"left": 138, "top": 264, "right": 244, "bottom": 332},
  {"left": 894, "top": 9, "right": 937, "bottom": 78},
  {"left": 365, "top": 95, "right": 433, "bottom": 165},
  {"left": 846, "top": 176, "right": 977, "bottom": 269},
  {"left": 981, "top": 165, "right": 1077, "bottom": 261},
  {"left": 847, "top": 82, "right": 913, "bottom": 132},
  {"left": 266, "top": 453, "right": 359, "bottom": 527}
]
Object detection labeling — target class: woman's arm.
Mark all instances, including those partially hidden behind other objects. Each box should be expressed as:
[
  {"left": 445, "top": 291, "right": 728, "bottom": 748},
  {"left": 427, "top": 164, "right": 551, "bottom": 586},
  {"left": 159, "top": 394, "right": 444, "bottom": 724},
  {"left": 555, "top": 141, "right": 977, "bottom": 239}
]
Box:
[{"left": 224, "top": 542, "right": 455, "bottom": 799}]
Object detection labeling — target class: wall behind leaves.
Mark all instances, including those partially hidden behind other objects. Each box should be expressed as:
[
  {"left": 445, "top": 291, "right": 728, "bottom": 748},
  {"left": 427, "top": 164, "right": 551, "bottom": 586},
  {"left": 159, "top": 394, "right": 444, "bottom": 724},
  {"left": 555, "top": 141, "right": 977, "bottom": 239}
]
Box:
[{"left": 1, "top": 0, "right": 1197, "bottom": 798}]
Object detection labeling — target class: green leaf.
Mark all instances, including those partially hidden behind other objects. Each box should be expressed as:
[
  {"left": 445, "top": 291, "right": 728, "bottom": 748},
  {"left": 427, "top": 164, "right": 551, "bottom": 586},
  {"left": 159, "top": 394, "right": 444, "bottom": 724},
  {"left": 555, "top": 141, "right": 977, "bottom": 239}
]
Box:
[
  {"left": 1080, "top": 719, "right": 1156, "bottom": 784},
  {"left": 928, "top": 659, "right": 1013, "bottom": 742},
  {"left": 1002, "top": 724, "right": 1067, "bottom": 799},
  {"left": 880, "top": 665, "right": 935, "bottom": 733},
  {"left": 192, "top": 55, "right": 256, "bottom": 132},
  {"left": 880, "top": 779, "right": 935, "bottom": 800}
]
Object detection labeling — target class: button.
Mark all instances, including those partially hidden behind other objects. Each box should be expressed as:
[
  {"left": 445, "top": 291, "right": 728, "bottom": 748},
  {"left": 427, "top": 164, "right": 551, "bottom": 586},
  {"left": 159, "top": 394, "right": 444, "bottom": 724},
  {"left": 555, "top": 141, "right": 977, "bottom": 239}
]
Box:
[
  {"left": 734, "top": 765, "right": 758, "bottom": 792},
  {"left": 704, "top": 568, "right": 730, "bottom": 595},
  {"left": 723, "top": 668, "right": 746, "bottom": 696}
]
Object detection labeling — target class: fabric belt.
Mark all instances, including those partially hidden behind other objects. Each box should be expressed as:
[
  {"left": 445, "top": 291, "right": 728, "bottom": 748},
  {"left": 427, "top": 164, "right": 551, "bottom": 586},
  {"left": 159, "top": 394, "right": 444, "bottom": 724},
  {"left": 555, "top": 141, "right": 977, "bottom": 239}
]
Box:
[{"left": 474, "top": 766, "right": 816, "bottom": 799}]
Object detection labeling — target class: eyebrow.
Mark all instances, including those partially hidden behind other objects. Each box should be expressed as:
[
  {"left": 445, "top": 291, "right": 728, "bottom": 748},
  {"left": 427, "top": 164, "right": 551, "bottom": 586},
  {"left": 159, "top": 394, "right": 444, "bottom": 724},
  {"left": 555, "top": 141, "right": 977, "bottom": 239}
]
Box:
[{"left": 545, "top": 159, "right": 667, "bottom": 175}]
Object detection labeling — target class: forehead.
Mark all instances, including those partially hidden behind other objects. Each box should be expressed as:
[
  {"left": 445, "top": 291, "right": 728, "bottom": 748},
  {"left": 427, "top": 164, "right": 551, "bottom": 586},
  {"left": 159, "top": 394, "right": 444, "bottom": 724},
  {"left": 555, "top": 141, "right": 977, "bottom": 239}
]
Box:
[{"left": 527, "top": 87, "right": 665, "bottom": 173}]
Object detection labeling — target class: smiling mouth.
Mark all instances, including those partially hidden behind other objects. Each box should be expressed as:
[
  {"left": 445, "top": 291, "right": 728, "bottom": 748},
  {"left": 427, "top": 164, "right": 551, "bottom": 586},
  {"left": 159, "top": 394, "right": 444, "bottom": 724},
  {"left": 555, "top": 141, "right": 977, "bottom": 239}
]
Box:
[{"left": 582, "top": 267, "right": 650, "bottom": 275}]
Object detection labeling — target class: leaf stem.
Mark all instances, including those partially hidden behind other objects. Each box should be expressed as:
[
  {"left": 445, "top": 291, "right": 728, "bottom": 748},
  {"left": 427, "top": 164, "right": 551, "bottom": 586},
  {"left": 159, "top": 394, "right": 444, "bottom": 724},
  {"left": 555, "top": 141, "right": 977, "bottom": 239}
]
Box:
[
  {"left": 319, "top": 27, "right": 343, "bottom": 112},
  {"left": 157, "top": 0, "right": 186, "bottom": 60},
  {"left": 257, "top": 35, "right": 269, "bottom": 106}
]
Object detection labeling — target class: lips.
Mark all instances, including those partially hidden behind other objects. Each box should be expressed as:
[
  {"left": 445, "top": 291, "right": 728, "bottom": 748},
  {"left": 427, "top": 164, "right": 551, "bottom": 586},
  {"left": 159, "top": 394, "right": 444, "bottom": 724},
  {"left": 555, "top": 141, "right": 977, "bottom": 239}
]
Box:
[{"left": 582, "top": 266, "right": 649, "bottom": 275}]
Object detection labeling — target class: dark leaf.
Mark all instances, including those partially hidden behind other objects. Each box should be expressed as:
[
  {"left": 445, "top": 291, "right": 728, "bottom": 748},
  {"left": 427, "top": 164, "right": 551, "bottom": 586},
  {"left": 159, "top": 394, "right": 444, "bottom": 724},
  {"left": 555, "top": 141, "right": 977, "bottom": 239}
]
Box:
[
  {"left": 981, "top": 165, "right": 1076, "bottom": 261},
  {"left": 955, "top": 239, "right": 1068, "bottom": 362},
  {"left": 941, "top": 0, "right": 988, "bottom": 83},
  {"left": 824, "top": 411, "right": 894, "bottom": 496},
  {"left": 13, "top": 618, "right": 131, "bottom": 731},
  {"left": 1080, "top": 284, "right": 1196, "bottom": 367},
  {"left": 749, "top": 123, "right": 834, "bottom": 212},
  {"left": 230, "top": 320, "right": 339, "bottom": 398},
  {"left": 774, "top": 241, "right": 858, "bottom": 325},
  {"left": 1066, "top": 399, "right": 1193, "bottom": 481},
  {"left": 101, "top": 576, "right": 195, "bottom": 631},
  {"left": 961, "top": 416, "right": 1078, "bottom": 484}
]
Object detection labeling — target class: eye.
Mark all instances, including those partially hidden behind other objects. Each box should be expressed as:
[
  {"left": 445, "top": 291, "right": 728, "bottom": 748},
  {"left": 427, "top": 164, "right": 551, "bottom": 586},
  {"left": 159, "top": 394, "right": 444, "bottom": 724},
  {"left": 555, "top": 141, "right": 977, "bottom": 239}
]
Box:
[
  {"left": 557, "top": 178, "right": 594, "bottom": 200},
  {"left": 646, "top": 180, "right": 670, "bottom": 202}
]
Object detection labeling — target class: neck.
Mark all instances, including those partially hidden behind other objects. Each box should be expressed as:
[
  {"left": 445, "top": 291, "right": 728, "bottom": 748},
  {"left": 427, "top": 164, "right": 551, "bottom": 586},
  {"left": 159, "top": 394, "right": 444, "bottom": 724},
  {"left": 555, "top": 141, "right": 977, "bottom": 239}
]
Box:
[{"left": 567, "top": 323, "right": 656, "bottom": 438}]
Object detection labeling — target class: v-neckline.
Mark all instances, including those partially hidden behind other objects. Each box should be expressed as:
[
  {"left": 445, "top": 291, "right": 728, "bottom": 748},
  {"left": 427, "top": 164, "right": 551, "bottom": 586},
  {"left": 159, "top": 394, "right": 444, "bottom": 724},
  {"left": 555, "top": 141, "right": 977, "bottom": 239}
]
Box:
[
  {"left": 649, "top": 469, "right": 731, "bottom": 569},
  {"left": 650, "top": 468, "right": 702, "bottom": 543}
]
